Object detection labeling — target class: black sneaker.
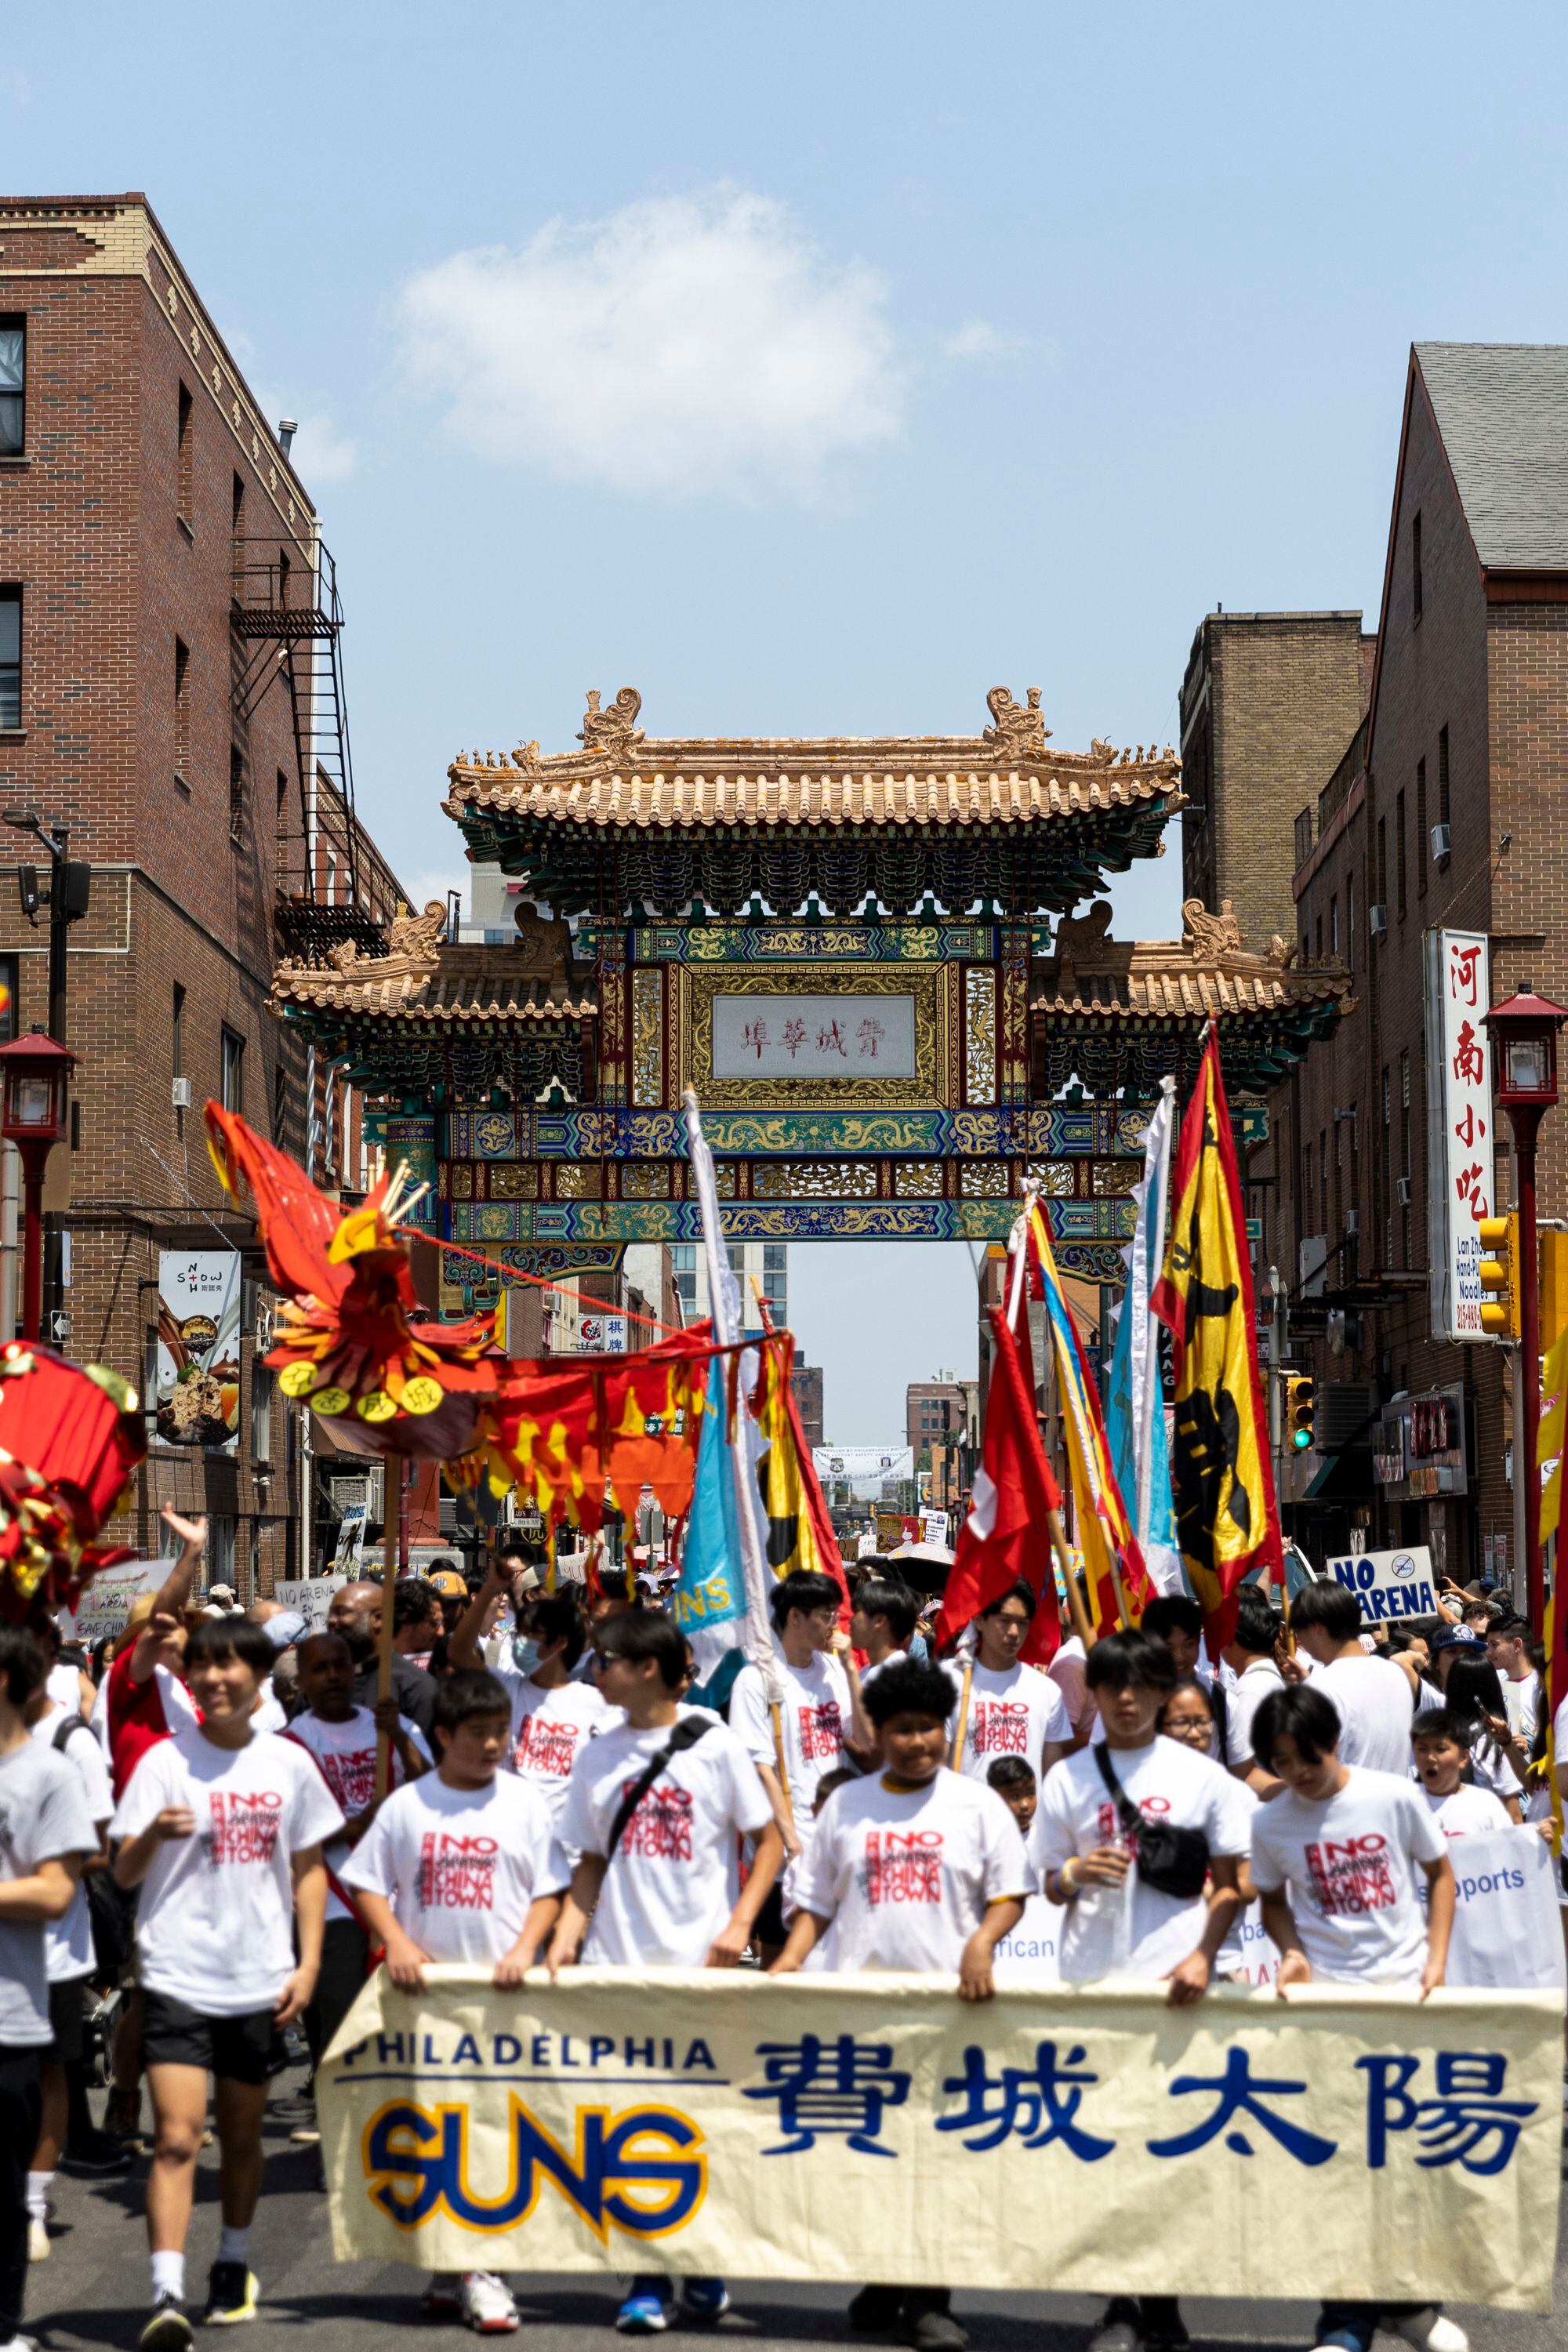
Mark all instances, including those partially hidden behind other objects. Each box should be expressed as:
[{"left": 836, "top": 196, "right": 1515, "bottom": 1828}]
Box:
[
  {"left": 848, "top": 2288, "right": 906, "bottom": 2333},
  {"left": 203, "top": 2263, "right": 259, "bottom": 2326},
  {"left": 139, "top": 2293, "right": 194, "bottom": 2352}
]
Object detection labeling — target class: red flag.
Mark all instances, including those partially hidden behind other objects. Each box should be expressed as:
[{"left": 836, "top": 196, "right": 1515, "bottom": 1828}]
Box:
[{"left": 936, "top": 1307, "right": 1063, "bottom": 1663}]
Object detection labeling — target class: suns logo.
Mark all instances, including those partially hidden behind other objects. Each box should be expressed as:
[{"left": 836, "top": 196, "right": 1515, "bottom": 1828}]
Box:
[{"left": 361, "top": 2096, "right": 707, "bottom": 2242}]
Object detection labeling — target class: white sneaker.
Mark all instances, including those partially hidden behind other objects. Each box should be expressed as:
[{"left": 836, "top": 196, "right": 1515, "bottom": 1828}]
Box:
[
  {"left": 459, "top": 2274, "right": 519, "bottom": 2335},
  {"left": 25, "top": 2220, "right": 48, "bottom": 2264},
  {"left": 1392, "top": 2315, "right": 1468, "bottom": 2352}
]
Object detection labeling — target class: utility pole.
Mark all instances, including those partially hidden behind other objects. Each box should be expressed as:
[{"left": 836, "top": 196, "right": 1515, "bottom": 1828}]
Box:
[{"left": 1267, "top": 1263, "right": 1287, "bottom": 1536}]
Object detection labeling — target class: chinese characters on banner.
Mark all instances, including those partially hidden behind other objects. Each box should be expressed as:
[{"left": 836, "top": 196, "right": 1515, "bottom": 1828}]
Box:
[
  {"left": 318, "top": 1970, "right": 1561, "bottom": 2310},
  {"left": 1425, "top": 930, "right": 1495, "bottom": 1343},
  {"left": 712, "top": 994, "right": 917, "bottom": 1082}
]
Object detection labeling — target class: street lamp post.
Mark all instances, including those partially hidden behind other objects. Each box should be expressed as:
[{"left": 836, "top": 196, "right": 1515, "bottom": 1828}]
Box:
[
  {"left": 1483, "top": 985, "right": 1568, "bottom": 1628},
  {"left": 0, "top": 1029, "right": 78, "bottom": 1342}
]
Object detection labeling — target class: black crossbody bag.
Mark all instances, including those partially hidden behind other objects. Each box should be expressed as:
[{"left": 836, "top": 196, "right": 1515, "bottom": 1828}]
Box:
[
  {"left": 1093, "top": 1743, "right": 1210, "bottom": 1901},
  {"left": 604, "top": 1717, "right": 713, "bottom": 1864}
]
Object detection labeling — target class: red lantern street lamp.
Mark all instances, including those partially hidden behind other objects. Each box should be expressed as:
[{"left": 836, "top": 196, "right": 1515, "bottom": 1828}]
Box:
[
  {"left": 0, "top": 1028, "right": 78, "bottom": 1344},
  {"left": 1483, "top": 984, "right": 1568, "bottom": 1628}
]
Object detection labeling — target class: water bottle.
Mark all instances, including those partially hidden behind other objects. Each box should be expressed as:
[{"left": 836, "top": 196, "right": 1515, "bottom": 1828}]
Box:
[{"left": 1065, "top": 1831, "right": 1134, "bottom": 1980}]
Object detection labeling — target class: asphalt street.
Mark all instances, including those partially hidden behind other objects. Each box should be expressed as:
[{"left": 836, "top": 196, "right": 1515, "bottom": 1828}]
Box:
[{"left": 25, "top": 2068, "right": 1567, "bottom": 2352}]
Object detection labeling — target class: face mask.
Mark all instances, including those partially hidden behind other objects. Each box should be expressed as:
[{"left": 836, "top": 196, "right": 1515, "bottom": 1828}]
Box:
[{"left": 512, "top": 1636, "right": 543, "bottom": 1675}]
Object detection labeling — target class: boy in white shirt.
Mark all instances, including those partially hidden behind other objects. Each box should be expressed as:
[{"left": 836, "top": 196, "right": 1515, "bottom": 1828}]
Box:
[
  {"left": 1033, "top": 1630, "right": 1246, "bottom": 2352},
  {"left": 773, "top": 1657, "right": 1028, "bottom": 2352},
  {"left": 283, "top": 1632, "right": 430, "bottom": 2092},
  {"left": 24, "top": 1642, "right": 114, "bottom": 2259},
  {"left": 1288, "top": 1581, "right": 1414, "bottom": 1775},
  {"left": 346, "top": 1668, "right": 568, "bottom": 2336},
  {"left": 1410, "top": 1708, "right": 1515, "bottom": 1838},
  {"left": 730, "top": 1570, "right": 862, "bottom": 1946},
  {"left": 1247, "top": 1683, "right": 1462, "bottom": 2352},
  {"left": 948, "top": 1580, "right": 1072, "bottom": 1784},
  {"left": 448, "top": 1573, "right": 608, "bottom": 1820},
  {"left": 0, "top": 1625, "right": 96, "bottom": 2352},
  {"left": 112, "top": 1615, "right": 344, "bottom": 2350},
  {"left": 550, "top": 1610, "right": 782, "bottom": 2337}
]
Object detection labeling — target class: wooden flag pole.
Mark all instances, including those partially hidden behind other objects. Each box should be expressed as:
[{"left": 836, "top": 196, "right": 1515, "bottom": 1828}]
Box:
[
  {"left": 375, "top": 1454, "right": 402, "bottom": 1800},
  {"left": 949, "top": 1656, "right": 975, "bottom": 1769},
  {"left": 1051, "top": 1506, "right": 1096, "bottom": 1649}
]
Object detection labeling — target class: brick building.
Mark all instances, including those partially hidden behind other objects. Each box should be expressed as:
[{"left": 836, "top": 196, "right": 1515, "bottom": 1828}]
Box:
[
  {"left": 0, "top": 193, "right": 398, "bottom": 1595},
  {"left": 1250, "top": 343, "right": 1568, "bottom": 1592},
  {"left": 1180, "top": 612, "right": 1374, "bottom": 952},
  {"left": 790, "top": 1358, "right": 824, "bottom": 1451},
  {"left": 906, "top": 1373, "right": 969, "bottom": 1461}
]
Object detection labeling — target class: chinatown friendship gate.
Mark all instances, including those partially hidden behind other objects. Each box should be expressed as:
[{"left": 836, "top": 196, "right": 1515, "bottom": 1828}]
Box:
[{"left": 271, "top": 685, "right": 1352, "bottom": 1341}]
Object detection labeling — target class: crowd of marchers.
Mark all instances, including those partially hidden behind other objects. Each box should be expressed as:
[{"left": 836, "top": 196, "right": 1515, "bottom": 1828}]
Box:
[{"left": 0, "top": 1519, "right": 1559, "bottom": 2352}]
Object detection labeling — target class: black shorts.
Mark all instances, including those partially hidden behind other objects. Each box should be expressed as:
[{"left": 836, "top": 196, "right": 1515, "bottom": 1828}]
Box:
[
  {"left": 141, "top": 1989, "right": 281, "bottom": 2086},
  {"left": 44, "top": 1978, "right": 85, "bottom": 2065},
  {"left": 754, "top": 1880, "right": 787, "bottom": 1949}
]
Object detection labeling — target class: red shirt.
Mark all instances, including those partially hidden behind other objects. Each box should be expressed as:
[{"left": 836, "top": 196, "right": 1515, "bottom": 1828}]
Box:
[{"left": 105, "top": 1644, "right": 198, "bottom": 1799}]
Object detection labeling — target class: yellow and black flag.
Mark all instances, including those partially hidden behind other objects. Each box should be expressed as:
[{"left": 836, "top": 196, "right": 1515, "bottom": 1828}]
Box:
[{"left": 1151, "top": 1033, "right": 1283, "bottom": 1646}]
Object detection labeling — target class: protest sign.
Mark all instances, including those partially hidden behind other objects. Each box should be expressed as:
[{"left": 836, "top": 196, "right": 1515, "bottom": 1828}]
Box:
[
  {"left": 64, "top": 1557, "right": 159, "bottom": 1646},
  {"left": 1324, "top": 1545, "right": 1438, "bottom": 1625},
  {"left": 273, "top": 1577, "right": 347, "bottom": 1631},
  {"left": 1427, "top": 1829, "right": 1567, "bottom": 1993},
  {"left": 318, "top": 1969, "right": 1560, "bottom": 2310},
  {"left": 332, "top": 1504, "right": 367, "bottom": 1573}
]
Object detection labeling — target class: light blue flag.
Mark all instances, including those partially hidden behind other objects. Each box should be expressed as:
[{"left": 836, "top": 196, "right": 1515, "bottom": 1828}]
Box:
[
  {"left": 673, "top": 1356, "right": 746, "bottom": 1671},
  {"left": 1105, "top": 1083, "right": 1183, "bottom": 1596}
]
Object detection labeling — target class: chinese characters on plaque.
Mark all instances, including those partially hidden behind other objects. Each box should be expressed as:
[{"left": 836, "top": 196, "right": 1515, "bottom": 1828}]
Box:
[
  {"left": 711, "top": 993, "right": 918, "bottom": 1081},
  {"left": 1426, "top": 930, "right": 1495, "bottom": 1344}
]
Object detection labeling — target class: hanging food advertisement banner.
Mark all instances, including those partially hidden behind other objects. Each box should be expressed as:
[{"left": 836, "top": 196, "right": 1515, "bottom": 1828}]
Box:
[
  {"left": 154, "top": 1250, "right": 242, "bottom": 1451},
  {"left": 1425, "top": 930, "right": 1495, "bottom": 1345}
]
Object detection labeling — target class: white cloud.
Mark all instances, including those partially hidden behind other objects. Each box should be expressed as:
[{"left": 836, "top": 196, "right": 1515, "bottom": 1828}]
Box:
[
  {"left": 943, "top": 318, "right": 1040, "bottom": 363},
  {"left": 285, "top": 411, "right": 358, "bottom": 485},
  {"left": 397, "top": 189, "right": 903, "bottom": 501}
]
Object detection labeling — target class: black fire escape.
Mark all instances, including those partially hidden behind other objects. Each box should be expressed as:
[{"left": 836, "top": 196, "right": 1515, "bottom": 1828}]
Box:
[{"left": 231, "top": 535, "right": 386, "bottom": 964}]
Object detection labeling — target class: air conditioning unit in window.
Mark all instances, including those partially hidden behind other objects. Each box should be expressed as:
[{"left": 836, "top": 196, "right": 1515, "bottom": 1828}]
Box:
[
  {"left": 171, "top": 1076, "right": 192, "bottom": 1109},
  {"left": 1368, "top": 904, "right": 1388, "bottom": 938},
  {"left": 1430, "top": 823, "right": 1451, "bottom": 861},
  {"left": 1396, "top": 1175, "right": 1413, "bottom": 1207},
  {"left": 1346, "top": 1208, "right": 1360, "bottom": 1236}
]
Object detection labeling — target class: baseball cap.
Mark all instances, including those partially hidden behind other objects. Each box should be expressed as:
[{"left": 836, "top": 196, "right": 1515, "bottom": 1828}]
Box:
[
  {"left": 263, "top": 1610, "right": 310, "bottom": 1650},
  {"left": 207, "top": 1584, "right": 236, "bottom": 1606},
  {"left": 427, "top": 1569, "right": 467, "bottom": 1597},
  {"left": 1431, "top": 1626, "right": 1486, "bottom": 1658}
]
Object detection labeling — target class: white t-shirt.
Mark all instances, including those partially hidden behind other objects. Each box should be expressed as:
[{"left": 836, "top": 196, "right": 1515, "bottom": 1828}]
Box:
[
  {"left": 1047, "top": 1635, "right": 1092, "bottom": 1743},
  {"left": 47, "top": 1661, "right": 86, "bottom": 1717},
  {"left": 947, "top": 1661, "right": 1071, "bottom": 1784},
  {"left": 1249, "top": 1765, "right": 1447, "bottom": 1986},
  {"left": 344, "top": 1771, "right": 566, "bottom": 1964},
  {"left": 486, "top": 1658, "right": 612, "bottom": 1819},
  {"left": 731, "top": 1652, "right": 851, "bottom": 1813},
  {"left": 560, "top": 1709, "right": 773, "bottom": 1967},
  {"left": 0, "top": 1738, "right": 96, "bottom": 2044},
  {"left": 111, "top": 1727, "right": 345, "bottom": 2015},
  {"left": 90, "top": 1658, "right": 199, "bottom": 1758},
  {"left": 1500, "top": 1672, "right": 1541, "bottom": 1744},
  {"left": 29, "top": 1706, "right": 111, "bottom": 1982},
  {"left": 285, "top": 1708, "right": 431, "bottom": 1923},
  {"left": 1423, "top": 1784, "right": 1514, "bottom": 1838},
  {"left": 1225, "top": 1657, "right": 1286, "bottom": 1769},
  {"left": 797, "top": 1767, "right": 1028, "bottom": 1974},
  {"left": 1310, "top": 1653, "right": 1414, "bottom": 1776},
  {"left": 252, "top": 1691, "right": 289, "bottom": 1736},
  {"left": 1030, "top": 1734, "right": 1249, "bottom": 1980},
  {"left": 989, "top": 1893, "right": 1062, "bottom": 1982}
]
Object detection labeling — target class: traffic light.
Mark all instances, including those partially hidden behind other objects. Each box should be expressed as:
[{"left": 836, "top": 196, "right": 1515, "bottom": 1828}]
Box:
[
  {"left": 1286, "top": 1372, "right": 1316, "bottom": 1452},
  {"left": 1477, "top": 1213, "right": 1521, "bottom": 1339}
]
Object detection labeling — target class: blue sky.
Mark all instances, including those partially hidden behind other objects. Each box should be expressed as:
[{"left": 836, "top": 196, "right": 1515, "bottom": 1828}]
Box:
[{"left": 8, "top": 4, "right": 1568, "bottom": 1440}]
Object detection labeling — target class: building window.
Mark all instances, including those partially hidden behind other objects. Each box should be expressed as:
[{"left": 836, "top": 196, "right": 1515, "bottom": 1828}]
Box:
[
  {"left": 220, "top": 1026, "right": 245, "bottom": 1112},
  {"left": 1438, "top": 723, "right": 1450, "bottom": 829},
  {"left": 272, "top": 1060, "right": 286, "bottom": 1142},
  {"left": 1346, "top": 872, "right": 1356, "bottom": 974},
  {"left": 1314, "top": 913, "right": 1323, "bottom": 962},
  {"left": 0, "top": 587, "right": 19, "bottom": 730},
  {"left": 176, "top": 382, "right": 193, "bottom": 524},
  {"left": 231, "top": 470, "right": 245, "bottom": 536},
  {"left": 763, "top": 1244, "right": 786, "bottom": 1272},
  {"left": 1376, "top": 815, "right": 1387, "bottom": 913},
  {"left": 0, "top": 318, "right": 23, "bottom": 456},
  {"left": 251, "top": 1361, "right": 272, "bottom": 1464},
  {"left": 1319, "top": 1129, "right": 1328, "bottom": 1240},
  {"left": 1416, "top": 757, "right": 1428, "bottom": 897},
  {"left": 325, "top": 853, "right": 337, "bottom": 906},
  {"left": 229, "top": 745, "right": 245, "bottom": 842},
  {"left": 1330, "top": 895, "right": 1338, "bottom": 958},
  {"left": 172, "top": 983, "right": 185, "bottom": 1078},
  {"left": 1396, "top": 788, "right": 1406, "bottom": 918},
  {"left": 1413, "top": 510, "right": 1423, "bottom": 623},
  {"left": 174, "top": 636, "right": 190, "bottom": 782}
]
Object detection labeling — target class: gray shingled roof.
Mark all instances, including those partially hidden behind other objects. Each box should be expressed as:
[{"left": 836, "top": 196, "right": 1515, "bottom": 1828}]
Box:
[{"left": 1415, "top": 343, "right": 1568, "bottom": 569}]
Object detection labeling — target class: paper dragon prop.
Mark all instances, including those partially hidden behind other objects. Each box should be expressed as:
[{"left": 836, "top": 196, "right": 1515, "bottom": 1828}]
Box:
[
  {"left": 205, "top": 1105, "right": 504, "bottom": 1462},
  {"left": 0, "top": 1341, "right": 146, "bottom": 1620}
]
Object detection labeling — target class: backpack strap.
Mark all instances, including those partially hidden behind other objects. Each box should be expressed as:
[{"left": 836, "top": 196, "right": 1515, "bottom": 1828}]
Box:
[
  {"left": 604, "top": 1717, "right": 713, "bottom": 1864},
  {"left": 1092, "top": 1740, "right": 1144, "bottom": 1842},
  {"left": 52, "top": 1712, "right": 93, "bottom": 1755}
]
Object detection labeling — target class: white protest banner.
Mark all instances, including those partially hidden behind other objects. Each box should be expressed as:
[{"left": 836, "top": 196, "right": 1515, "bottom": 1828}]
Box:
[
  {"left": 273, "top": 1577, "right": 347, "bottom": 1631},
  {"left": 1429, "top": 1829, "right": 1568, "bottom": 1993},
  {"left": 319, "top": 1969, "right": 1561, "bottom": 2310},
  {"left": 64, "top": 1557, "right": 159, "bottom": 1646},
  {"left": 1324, "top": 1545, "right": 1438, "bottom": 1626},
  {"left": 814, "top": 1446, "right": 915, "bottom": 1483}
]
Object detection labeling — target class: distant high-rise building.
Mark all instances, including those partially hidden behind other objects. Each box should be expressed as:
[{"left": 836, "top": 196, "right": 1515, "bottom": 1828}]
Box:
[
  {"left": 670, "top": 1239, "right": 786, "bottom": 1332},
  {"left": 789, "top": 1360, "right": 825, "bottom": 1451}
]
